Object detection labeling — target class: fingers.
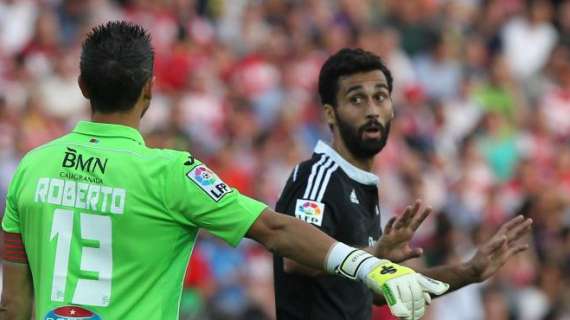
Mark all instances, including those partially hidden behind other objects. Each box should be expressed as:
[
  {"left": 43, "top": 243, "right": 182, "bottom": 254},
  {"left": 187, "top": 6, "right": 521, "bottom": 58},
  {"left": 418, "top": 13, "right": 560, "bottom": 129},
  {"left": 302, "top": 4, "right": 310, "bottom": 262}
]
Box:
[
  {"left": 481, "top": 216, "right": 532, "bottom": 257},
  {"left": 498, "top": 215, "right": 532, "bottom": 240},
  {"left": 505, "top": 243, "right": 529, "bottom": 258},
  {"left": 400, "top": 279, "right": 424, "bottom": 320},
  {"left": 395, "top": 205, "right": 414, "bottom": 229},
  {"left": 386, "top": 282, "right": 411, "bottom": 318},
  {"left": 484, "top": 237, "right": 529, "bottom": 268},
  {"left": 471, "top": 218, "right": 532, "bottom": 282},
  {"left": 399, "top": 282, "right": 413, "bottom": 317},
  {"left": 396, "top": 199, "right": 430, "bottom": 231},
  {"left": 423, "top": 292, "right": 431, "bottom": 305},
  {"left": 416, "top": 274, "right": 449, "bottom": 296},
  {"left": 413, "top": 299, "right": 425, "bottom": 320},
  {"left": 506, "top": 218, "right": 533, "bottom": 243},
  {"left": 412, "top": 281, "right": 425, "bottom": 320},
  {"left": 501, "top": 215, "right": 525, "bottom": 233},
  {"left": 487, "top": 243, "right": 529, "bottom": 276},
  {"left": 486, "top": 216, "right": 532, "bottom": 254},
  {"left": 484, "top": 235, "right": 507, "bottom": 255},
  {"left": 389, "top": 301, "right": 410, "bottom": 319},
  {"left": 385, "top": 216, "right": 397, "bottom": 234},
  {"left": 410, "top": 206, "right": 432, "bottom": 231},
  {"left": 411, "top": 199, "right": 422, "bottom": 215}
]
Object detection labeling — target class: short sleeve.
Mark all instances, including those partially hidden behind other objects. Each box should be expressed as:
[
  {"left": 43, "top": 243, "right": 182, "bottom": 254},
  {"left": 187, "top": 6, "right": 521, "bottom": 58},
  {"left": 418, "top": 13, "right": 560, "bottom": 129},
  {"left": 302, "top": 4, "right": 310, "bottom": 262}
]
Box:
[
  {"left": 2, "top": 166, "right": 22, "bottom": 233},
  {"left": 165, "top": 153, "right": 266, "bottom": 247},
  {"left": 275, "top": 164, "right": 338, "bottom": 237}
]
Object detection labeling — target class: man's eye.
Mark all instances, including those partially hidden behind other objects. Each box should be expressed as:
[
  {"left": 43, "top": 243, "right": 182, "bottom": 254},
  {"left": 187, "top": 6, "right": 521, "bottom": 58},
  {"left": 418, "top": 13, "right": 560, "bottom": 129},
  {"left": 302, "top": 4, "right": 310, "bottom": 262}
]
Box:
[
  {"left": 375, "top": 94, "right": 386, "bottom": 102},
  {"left": 350, "top": 96, "right": 362, "bottom": 104}
]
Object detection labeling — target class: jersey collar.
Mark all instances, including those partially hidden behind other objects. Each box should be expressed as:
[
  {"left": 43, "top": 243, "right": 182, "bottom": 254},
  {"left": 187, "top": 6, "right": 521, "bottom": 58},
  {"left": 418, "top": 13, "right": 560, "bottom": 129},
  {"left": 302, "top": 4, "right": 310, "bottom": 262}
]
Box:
[
  {"left": 72, "top": 121, "right": 146, "bottom": 146},
  {"left": 314, "top": 140, "right": 379, "bottom": 186}
]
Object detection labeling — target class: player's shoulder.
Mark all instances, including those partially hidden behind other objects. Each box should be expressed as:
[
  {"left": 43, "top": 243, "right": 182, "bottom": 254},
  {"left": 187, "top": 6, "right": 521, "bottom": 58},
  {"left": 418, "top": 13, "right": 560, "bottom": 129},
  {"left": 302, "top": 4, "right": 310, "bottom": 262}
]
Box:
[
  {"left": 154, "top": 149, "right": 198, "bottom": 180},
  {"left": 278, "top": 153, "right": 343, "bottom": 226},
  {"left": 17, "top": 135, "right": 71, "bottom": 168},
  {"left": 284, "top": 152, "right": 342, "bottom": 201},
  {"left": 149, "top": 147, "right": 188, "bottom": 161},
  {"left": 154, "top": 147, "right": 199, "bottom": 165},
  {"left": 293, "top": 153, "right": 341, "bottom": 185}
]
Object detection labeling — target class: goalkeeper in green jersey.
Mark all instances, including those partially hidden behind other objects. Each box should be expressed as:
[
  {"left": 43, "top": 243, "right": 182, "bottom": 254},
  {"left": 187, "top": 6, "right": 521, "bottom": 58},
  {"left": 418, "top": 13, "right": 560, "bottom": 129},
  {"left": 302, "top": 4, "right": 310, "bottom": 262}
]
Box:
[{"left": 1, "top": 21, "right": 449, "bottom": 320}]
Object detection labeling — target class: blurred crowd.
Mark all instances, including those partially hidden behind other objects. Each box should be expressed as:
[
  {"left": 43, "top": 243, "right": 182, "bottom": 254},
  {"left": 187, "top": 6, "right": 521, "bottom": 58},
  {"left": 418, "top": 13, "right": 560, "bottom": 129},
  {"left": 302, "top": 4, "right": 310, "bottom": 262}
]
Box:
[{"left": 1, "top": 0, "right": 570, "bottom": 319}]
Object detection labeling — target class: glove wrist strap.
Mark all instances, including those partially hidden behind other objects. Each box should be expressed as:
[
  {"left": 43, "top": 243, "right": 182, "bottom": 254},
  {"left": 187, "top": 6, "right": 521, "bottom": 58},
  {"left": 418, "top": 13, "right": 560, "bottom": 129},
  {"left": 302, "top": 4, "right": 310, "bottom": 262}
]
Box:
[{"left": 325, "top": 242, "right": 387, "bottom": 281}]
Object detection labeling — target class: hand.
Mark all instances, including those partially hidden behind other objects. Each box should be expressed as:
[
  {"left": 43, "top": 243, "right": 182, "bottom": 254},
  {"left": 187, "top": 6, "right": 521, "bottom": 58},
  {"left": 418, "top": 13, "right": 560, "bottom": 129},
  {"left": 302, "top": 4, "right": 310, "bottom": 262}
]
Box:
[
  {"left": 374, "top": 200, "right": 431, "bottom": 263},
  {"left": 466, "top": 215, "right": 533, "bottom": 282},
  {"left": 365, "top": 260, "right": 449, "bottom": 320}
]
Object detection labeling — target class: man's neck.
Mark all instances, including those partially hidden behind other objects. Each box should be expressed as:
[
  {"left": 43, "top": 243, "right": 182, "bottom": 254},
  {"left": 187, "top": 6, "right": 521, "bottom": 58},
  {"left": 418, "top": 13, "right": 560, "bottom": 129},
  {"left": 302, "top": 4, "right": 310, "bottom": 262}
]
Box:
[
  {"left": 331, "top": 139, "right": 374, "bottom": 172},
  {"left": 91, "top": 112, "right": 140, "bottom": 130}
]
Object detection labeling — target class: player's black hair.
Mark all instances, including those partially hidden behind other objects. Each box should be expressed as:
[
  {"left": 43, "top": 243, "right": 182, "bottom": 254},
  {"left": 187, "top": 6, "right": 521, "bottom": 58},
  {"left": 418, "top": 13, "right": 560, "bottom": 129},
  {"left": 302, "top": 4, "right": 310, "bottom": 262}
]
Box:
[
  {"left": 80, "top": 21, "right": 154, "bottom": 113},
  {"left": 318, "top": 48, "right": 393, "bottom": 107}
]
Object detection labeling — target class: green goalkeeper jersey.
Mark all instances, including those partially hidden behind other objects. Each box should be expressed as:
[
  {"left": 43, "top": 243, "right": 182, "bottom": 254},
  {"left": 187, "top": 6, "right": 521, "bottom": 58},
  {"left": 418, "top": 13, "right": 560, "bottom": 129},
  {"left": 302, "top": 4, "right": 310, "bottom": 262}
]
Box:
[{"left": 2, "top": 121, "right": 266, "bottom": 320}]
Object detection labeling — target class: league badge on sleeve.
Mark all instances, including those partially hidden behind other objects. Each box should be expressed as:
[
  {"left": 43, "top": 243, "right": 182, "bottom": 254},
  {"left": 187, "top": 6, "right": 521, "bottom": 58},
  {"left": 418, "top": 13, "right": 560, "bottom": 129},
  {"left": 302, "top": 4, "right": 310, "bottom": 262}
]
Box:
[
  {"left": 187, "top": 165, "right": 232, "bottom": 201},
  {"left": 295, "top": 199, "right": 325, "bottom": 226}
]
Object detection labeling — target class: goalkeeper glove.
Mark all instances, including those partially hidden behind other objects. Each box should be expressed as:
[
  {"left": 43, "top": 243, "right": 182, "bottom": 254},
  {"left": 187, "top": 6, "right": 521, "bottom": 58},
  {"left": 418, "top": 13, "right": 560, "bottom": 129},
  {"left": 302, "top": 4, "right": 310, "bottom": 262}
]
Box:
[
  {"left": 327, "top": 243, "right": 449, "bottom": 320},
  {"left": 365, "top": 260, "right": 449, "bottom": 320}
]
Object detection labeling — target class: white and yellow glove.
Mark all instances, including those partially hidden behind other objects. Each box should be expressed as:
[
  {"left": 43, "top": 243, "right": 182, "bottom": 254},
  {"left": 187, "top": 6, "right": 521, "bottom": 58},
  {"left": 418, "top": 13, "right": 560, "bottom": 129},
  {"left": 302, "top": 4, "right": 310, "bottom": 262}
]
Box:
[
  {"left": 365, "top": 260, "right": 449, "bottom": 319},
  {"left": 327, "top": 243, "right": 449, "bottom": 320}
]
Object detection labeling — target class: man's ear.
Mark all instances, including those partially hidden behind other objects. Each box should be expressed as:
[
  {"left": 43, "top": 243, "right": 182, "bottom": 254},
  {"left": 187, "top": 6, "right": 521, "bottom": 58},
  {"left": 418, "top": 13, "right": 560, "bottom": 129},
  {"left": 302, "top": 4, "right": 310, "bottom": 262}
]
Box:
[
  {"left": 323, "top": 104, "right": 336, "bottom": 128},
  {"left": 139, "top": 77, "right": 154, "bottom": 119},
  {"left": 143, "top": 76, "right": 154, "bottom": 101},
  {"left": 78, "top": 75, "right": 89, "bottom": 99}
]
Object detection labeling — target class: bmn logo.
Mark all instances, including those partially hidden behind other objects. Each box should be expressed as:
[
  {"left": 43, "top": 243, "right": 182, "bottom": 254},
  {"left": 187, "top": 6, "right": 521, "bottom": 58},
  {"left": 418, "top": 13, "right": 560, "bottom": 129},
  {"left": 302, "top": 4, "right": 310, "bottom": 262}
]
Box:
[{"left": 62, "top": 148, "right": 108, "bottom": 174}]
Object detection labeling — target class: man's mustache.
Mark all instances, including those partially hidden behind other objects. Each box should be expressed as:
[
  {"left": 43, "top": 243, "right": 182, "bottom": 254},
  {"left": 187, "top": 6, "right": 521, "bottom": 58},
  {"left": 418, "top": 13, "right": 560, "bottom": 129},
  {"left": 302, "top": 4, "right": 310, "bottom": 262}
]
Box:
[{"left": 359, "top": 121, "right": 385, "bottom": 133}]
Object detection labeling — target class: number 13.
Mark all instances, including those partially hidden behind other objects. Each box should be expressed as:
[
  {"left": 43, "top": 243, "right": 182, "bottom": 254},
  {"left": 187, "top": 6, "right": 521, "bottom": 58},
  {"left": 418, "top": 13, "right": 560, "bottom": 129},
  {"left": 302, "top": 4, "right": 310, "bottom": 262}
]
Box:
[{"left": 50, "top": 209, "right": 112, "bottom": 306}]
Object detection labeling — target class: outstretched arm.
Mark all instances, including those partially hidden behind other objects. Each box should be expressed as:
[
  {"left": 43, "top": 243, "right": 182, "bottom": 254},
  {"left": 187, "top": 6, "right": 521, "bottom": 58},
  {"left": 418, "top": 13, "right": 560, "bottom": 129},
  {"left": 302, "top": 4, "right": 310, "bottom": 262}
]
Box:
[
  {"left": 248, "top": 207, "right": 449, "bottom": 319},
  {"left": 247, "top": 208, "right": 335, "bottom": 271},
  {"left": 419, "top": 215, "right": 532, "bottom": 292},
  {"left": 281, "top": 200, "right": 432, "bottom": 276},
  {"left": 373, "top": 215, "right": 532, "bottom": 305}
]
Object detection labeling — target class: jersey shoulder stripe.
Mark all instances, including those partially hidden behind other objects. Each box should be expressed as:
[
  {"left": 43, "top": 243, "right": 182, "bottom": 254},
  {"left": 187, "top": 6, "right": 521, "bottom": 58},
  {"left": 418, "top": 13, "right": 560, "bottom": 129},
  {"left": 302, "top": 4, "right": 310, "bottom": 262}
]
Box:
[
  {"left": 302, "top": 154, "right": 329, "bottom": 199},
  {"left": 292, "top": 165, "right": 300, "bottom": 182},
  {"left": 316, "top": 163, "right": 339, "bottom": 202},
  {"left": 308, "top": 157, "right": 334, "bottom": 200},
  {"left": 301, "top": 154, "right": 339, "bottom": 201}
]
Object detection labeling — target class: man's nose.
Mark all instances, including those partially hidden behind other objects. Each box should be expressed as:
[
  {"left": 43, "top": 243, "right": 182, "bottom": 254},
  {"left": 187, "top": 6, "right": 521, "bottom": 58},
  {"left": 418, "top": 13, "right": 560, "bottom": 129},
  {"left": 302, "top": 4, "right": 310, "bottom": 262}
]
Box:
[
  {"left": 366, "top": 102, "right": 393, "bottom": 124},
  {"left": 365, "top": 101, "right": 381, "bottom": 118}
]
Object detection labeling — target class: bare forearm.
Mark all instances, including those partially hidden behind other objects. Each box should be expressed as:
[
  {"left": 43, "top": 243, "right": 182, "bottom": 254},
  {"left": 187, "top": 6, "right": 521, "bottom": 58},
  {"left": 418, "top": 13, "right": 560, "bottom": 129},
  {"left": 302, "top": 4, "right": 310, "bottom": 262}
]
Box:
[
  {"left": 285, "top": 245, "right": 371, "bottom": 277},
  {"left": 247, "top": 209, "right": 336, "bottom": 271},
  {"left": 283, "top": 258, "right": 324, "bottom": 276},
  {"left": 269, "top": 216, "right": 335, "bottom": 270},
  {"left": 418, "top": 263, "right": 478, "bottom": 293}
]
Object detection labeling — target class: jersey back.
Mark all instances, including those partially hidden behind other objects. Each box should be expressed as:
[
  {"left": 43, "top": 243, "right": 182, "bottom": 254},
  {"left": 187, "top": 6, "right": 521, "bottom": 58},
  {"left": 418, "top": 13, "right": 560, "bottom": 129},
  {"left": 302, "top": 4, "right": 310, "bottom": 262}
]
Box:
[{"left": 2, "top": 121, "right": 265, "bottom": 319}]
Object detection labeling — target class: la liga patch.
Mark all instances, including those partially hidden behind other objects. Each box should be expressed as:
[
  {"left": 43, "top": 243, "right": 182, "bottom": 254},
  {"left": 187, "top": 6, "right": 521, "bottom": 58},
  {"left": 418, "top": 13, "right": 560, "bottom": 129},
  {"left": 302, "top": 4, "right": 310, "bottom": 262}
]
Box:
[
  {"left": 187, "top": 165, "right": 232, "bottom": 201},
  {"left": 295, "top": 199, "right": 325, "bottom": 226}
]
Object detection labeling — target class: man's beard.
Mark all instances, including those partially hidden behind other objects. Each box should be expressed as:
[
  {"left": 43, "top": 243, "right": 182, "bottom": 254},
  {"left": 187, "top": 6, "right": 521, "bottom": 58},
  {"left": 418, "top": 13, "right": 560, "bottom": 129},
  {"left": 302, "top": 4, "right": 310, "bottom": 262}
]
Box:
[{"left": 335, "top": 111, "right": 391, "bottom": 159}]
